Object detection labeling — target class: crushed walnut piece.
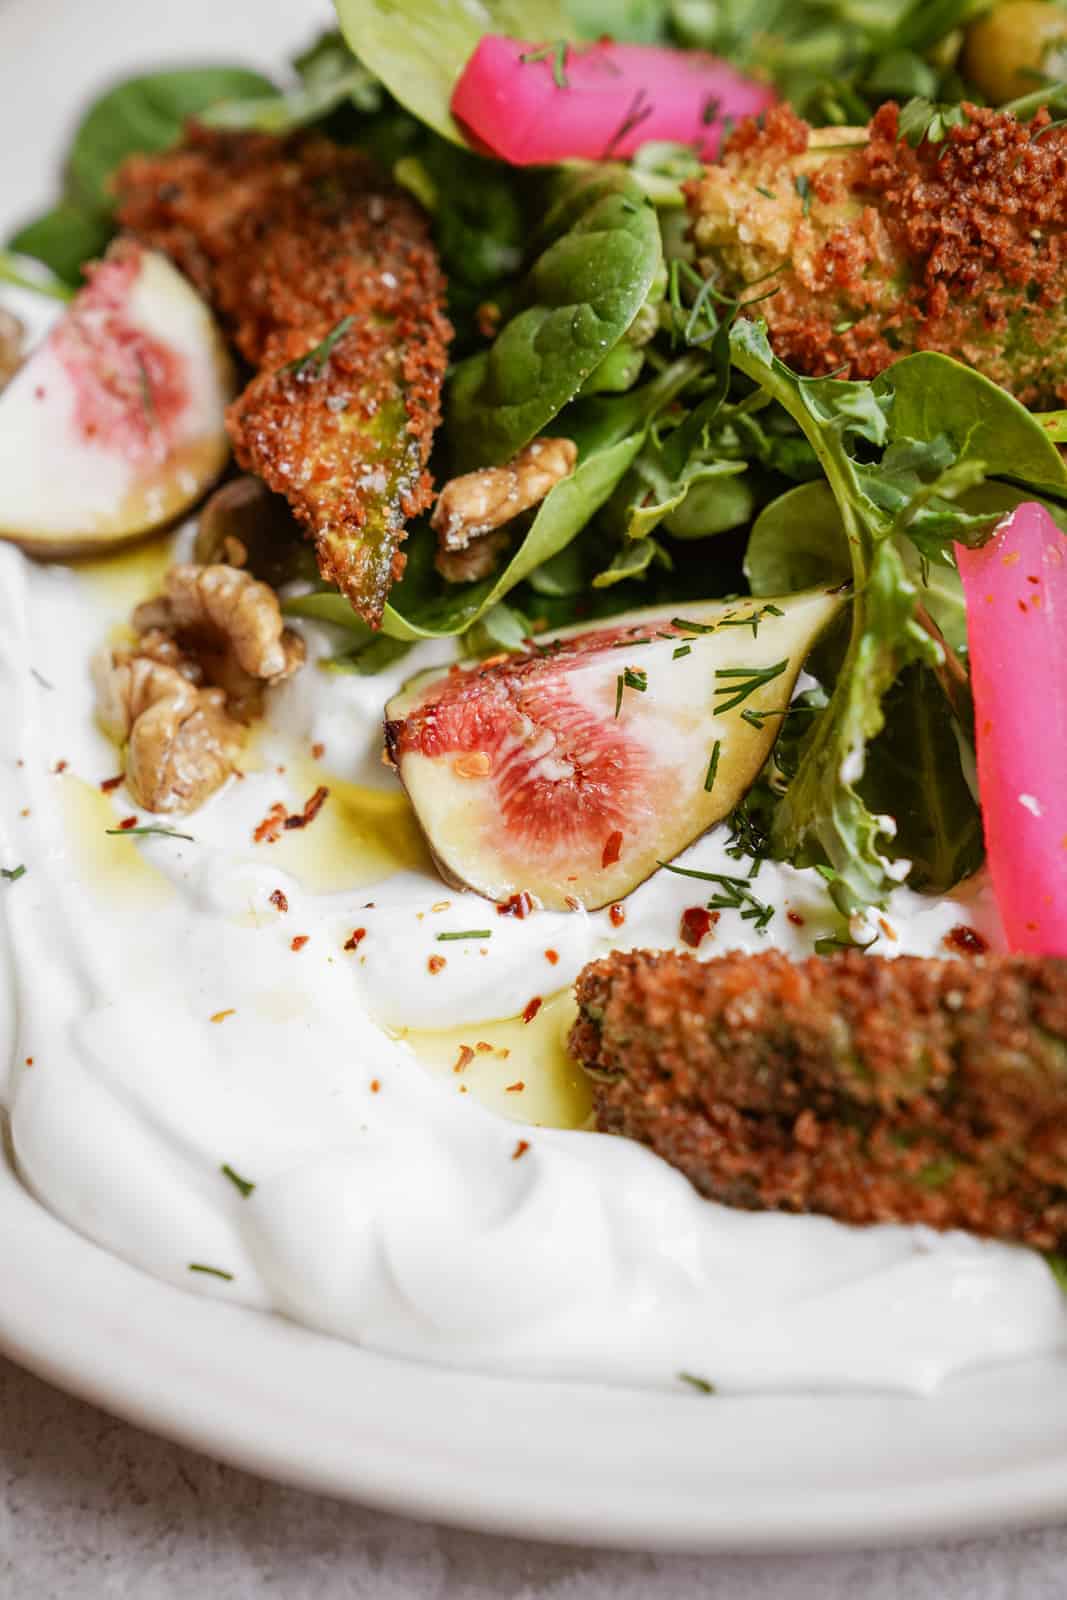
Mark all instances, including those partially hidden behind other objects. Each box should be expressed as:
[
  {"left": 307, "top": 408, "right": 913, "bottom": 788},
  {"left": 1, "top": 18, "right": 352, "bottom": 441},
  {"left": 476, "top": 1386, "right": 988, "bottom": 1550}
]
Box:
[
  {"left": 431, "top": 436, "right": 577, "bottom": 583},
  {"left": 94, "top": 562, "right": 305, "bottom": 816}
]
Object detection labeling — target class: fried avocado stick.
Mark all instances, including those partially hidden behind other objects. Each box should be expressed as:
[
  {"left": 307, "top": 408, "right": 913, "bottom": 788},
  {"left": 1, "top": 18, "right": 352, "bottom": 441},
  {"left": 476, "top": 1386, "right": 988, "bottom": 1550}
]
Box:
[
  {"left": 685, "top": 102, "right": 1067, "bottom": 408},
  {"left": 570, "top": 948, "right": 1067, "bottom": 1250},
  {"left": 116, "top": 126, "right": 452, "bottom": 627}
]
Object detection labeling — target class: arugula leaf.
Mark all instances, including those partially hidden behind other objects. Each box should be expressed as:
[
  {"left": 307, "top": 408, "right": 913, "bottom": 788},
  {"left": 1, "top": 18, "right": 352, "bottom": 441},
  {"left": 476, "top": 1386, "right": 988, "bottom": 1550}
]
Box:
[
  {"left": 593, "top": 535, "right": 671, "bottom": 587},
  {"left": 334, "top": 0, "right": 572, "bottom": 145},
  {"left": 860, "top": 665, "right": 983, "bottom": 893},
  {"left": 872, "top": 353, "right": 1067, "bottom": 497},
  {"left": 896, "top": 96, "right": 967, "bottom": 147},
  {"left": 448, "top": 169, "right": 663, "bottom": 470}
]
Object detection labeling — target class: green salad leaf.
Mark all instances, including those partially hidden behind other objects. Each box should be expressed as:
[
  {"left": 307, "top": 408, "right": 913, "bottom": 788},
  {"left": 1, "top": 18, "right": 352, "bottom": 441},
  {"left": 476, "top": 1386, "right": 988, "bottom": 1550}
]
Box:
[
  {"left": 334, "top": 0, "right": 572, "bottom": 146},
  {"left": 8, "top": 66, "right": 275, "bottom": 284},
  {"left": 448, "top": 169, "right": 663, "bottom": 469}
]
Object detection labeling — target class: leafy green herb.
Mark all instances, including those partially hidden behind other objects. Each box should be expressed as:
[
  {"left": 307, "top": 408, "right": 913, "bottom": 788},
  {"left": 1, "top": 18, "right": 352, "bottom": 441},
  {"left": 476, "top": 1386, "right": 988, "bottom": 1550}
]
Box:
[
  {"left": 320, "top": 633, "right": 413, "bottom": 676},
  {"left": 105, "top": 826, "right": 195, "bottom": 841},
  {"left": 7, "top": 205, "right": 112, "bottom": 288},
  {"left": 280, "top": 315, "right": 355, "bottom": 379},
  {"left": 755, "top": 184, "right": 777, "bottom": 200},
  {"left": 1, "top": 865, "right": 26, "bottom": 883},
  {"left": 677, "top": 1371, "right": 716, "bottom": 1394},
  {"left": 221, "top": 1164, "right": 256, "bottom": 1198},
  {"left": 188, "top": 1263, "right": 235, "bottom": 1281},
  {"left": 713, "top": 660, "right": 789, "bottom": 716},
  {"left": 436, "top": 929, "right": 493, "bottom": 942},
  {"left": 203, "top": 34, "right": 381, "bottom": 133},
  {"left": 897, "top": 96, "right": 966, "bottom": 147},
  {"left": 703, "top": 741, "right": 721, "bottom": 794},
  {"left": 614, "top": 666, "right": 648, "bottom": 717}
]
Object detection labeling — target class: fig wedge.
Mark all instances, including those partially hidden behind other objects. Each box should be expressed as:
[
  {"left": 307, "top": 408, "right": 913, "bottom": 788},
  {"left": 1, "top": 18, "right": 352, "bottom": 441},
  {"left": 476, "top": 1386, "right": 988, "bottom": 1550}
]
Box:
[
  {"left": 385, "top": 589, "right": 845, "bottom": 911},
  {"left": 0, "top": 239, "right": 235, "bottom": 557}
]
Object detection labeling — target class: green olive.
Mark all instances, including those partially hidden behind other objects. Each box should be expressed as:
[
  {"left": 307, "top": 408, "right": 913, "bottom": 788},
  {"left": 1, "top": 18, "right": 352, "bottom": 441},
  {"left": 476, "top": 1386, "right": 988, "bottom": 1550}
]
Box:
[{"left": 962, "top": 0, "right": 1067, "bottom": 105}]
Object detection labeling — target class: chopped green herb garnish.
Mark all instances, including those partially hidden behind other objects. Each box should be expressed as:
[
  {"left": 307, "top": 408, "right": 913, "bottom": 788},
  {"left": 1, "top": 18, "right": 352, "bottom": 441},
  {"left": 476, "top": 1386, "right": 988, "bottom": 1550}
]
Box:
[
  {"left": 713, "top": 660, "right": 789, "bottom": 716},
  {"left": 135, "top": 353, "right": 157, "bottom": 431},
  {"left": 610, "top": 636, "right": 652, "bottom": 647},
  {"left": 657, "top": 862, "right": 775, "bottom": 932},
  {"left": 30, "top": 667, "right": 54, "bottom": 690},
  {"left": 718, "top": 602, "right": 786, "bottom": 639},
  {"left": 814, "top": 933, "right": 877, "bottom": 954},
  {"left": 703, "top": 742, "right": 721, "bottom": 795},
  {"left": 755, "top": 184, "right": 777, "bottom": 200},
  {"left": 221, "top": 1163, "right": 255, "bottom": 1198},
  {"left": 1, "top": 864, "right": 26, "bottom": 883},
  {"left": 518, "top": 39, "right": 571, "bottom": 90},
  {"left": 614, "top": 666, "right": 648, "bottom": 718},
  {"left": 436, "top": 929, "right": 493, "bottom": 942},
  {"left": 672, "top": 645, "right": 692, "bottom": 661},
  {"left": 188, "top": 1263, "right": 235, "bottom": 1281},
  {"left": 105, "top": 825, "right": 195, "bottom": 841},
  {"left": 678, "top": 1371, "right": 716, "bottom": 1394},
  {"left": 670, "top": 616, "right": 718, "bottom": 635},
  {"left": 794, "top": 173, "right": 812, "bottom": 215},
  {"left": 280, "top": 313, "right": 355, "bottom": 378}
]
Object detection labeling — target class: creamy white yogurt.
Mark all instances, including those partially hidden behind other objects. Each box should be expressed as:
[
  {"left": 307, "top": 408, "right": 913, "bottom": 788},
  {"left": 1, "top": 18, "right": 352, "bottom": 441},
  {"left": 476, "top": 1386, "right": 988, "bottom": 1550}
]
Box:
[{"left": 1, "top": 532, "right": 1064, "bottom": 1396}]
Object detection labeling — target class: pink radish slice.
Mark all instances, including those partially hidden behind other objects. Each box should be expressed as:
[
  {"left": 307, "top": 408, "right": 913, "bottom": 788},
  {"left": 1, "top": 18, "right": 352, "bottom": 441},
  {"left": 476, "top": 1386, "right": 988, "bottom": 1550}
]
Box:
[
  {"left": 451, "top": 37, "right": 776, "bottom": 166},
  {"left": 956, "top": 503, "right": 1067, "bottom": 955}
]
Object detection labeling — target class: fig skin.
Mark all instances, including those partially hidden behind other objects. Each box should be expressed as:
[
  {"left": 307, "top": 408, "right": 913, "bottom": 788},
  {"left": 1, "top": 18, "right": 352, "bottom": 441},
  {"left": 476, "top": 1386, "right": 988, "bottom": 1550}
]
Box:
[
  {"left": 385, "top": 589, "right": 844, "bottom": 912},
  {"left": 0, "top": 238, "right": 235, "bottom": 558}
]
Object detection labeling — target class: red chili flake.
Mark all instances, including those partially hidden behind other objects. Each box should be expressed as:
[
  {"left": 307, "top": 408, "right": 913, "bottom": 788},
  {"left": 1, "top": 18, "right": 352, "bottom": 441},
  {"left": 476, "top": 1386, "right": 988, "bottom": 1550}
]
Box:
[
  {"left": 497, "top": 891, "right": 535, "bottom": 919},
  {"left": 52, "top": 759, "right": 68, "bottom": 774},
  {"left": 511, "top": 1139, "right": 530, "bottom": 1161},
  {"left": 311, "top": 742, "right": 326, "bottom": 760},
  {"left": 786, "top": 909, "right": 805, "bottom": 927},
  {"left": 1027, "top": 575, "right": 1041, "bottom": 585},
  {"left": 564, "top": 895, "right": 581, "bottom": 911},
  {"left": 254, "top": 803, "right": 288, "bottom": 844},
  {"left": 284, "top": 785, "right": 329, "bottom": 831},
  {"left": 24, "top": 1057, "right": 33, "bottom": 1066},
  {"left": 609, "top": 903, "right": 625, "bottom": 928},
  {"left": 601, "top": 830, "right": 623, "bottom": 869},
  {"left": 679, "top": 906, "right": 714, "bottom": 949},
  {"left": 453, "top": 1045, "right": 475, "bottom": 1074},
  {"left": 370, "top": 1078, "right": 381, "bottom": 1094},
  {"left": 505, "top": 1080, "right": 526, "bottom": 1093},
  {"left": 944, "top": 924, "right": 988, "bottom": 955},
  {"left": 544, "top": 948, "right": 559, "bottom": 965},
  {"left": 428, "top": 954, "right": 447, "bottom": 974},
  {"left": 269, "top": 889, "right": 289, "bottom": 913},
  {"left": 99, "top": 775, "right": 123, "bottom": 793},
  {"left": 290, "top": 935, "right": 309, "bottom": 952},
  {"left": 522, "top": 997, "right": 542, "bottom": 1024},
  {"left": 118, "top": 815, "right": 138, "bottom": 831},
  {"left": 344, "top": 927, "right": 367, "bottom": 952},
  {"left": 476, "top": 1041, "right": 493, "bottom": 1053}
]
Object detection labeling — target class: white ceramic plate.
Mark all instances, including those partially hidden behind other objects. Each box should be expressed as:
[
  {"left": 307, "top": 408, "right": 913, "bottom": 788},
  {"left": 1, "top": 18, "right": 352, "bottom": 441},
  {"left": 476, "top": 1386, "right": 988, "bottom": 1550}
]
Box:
[{"left": 3, "top": 0, "right": 1067, "bottom": 1553}]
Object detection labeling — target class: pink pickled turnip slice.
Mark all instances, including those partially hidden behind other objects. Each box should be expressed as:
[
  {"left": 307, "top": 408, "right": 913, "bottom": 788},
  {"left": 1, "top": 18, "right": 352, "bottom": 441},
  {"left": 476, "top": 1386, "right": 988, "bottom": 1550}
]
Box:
[
  {"left": 956, "top": 502, "right": 1067, "bottom": 955},
  {"left": 451, "top": 37, "right": 775, "bottom": 166}
]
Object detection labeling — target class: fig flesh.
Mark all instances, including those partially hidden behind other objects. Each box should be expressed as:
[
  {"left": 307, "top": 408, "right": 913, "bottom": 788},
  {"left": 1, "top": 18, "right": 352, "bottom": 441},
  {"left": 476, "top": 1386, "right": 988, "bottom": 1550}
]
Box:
[
  {"left": 385, "top": 589, "right": 844, "bottom": 911},
  {"left": 0, "top": 239, "right": 235, "bottom": 556}
]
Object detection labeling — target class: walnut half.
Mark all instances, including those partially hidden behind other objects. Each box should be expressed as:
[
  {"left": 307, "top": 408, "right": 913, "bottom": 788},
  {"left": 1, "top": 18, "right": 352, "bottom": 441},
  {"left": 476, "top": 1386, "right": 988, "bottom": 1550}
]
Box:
[
  {"left": 432, "top": 437, "right": 577, "bottom": 583},
  {"left": 96, "top": 561, "right": 305, "bottom": 815}
]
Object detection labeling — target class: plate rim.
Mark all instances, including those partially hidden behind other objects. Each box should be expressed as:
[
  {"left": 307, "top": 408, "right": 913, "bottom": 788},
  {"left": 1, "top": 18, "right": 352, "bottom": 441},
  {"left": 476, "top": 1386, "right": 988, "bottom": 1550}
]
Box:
[{"left": 2, "top": 0, "right": 1067, "bottom": 1556}]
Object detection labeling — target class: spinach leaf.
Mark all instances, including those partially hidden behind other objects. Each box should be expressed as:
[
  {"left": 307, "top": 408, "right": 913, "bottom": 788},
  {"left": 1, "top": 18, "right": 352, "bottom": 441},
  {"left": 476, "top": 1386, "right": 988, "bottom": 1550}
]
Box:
[
  {"left": 67, "top": 68, "right": 277, "bottom": 212},
  {"left": 860, "top": 665, "right": 984, "bottom": 893},
  {"left": 334, "top": 0, "right": 572, "bottom": 146},
  {"left": 746, "top": 481, "right": 850, "bottom": 595},
  {"left": 9, "top": 66, "right": 275, "bottom": 286},
  {"left": 0, "top": 250, "right": 74, "bottom": 302},
  {"left": 448, "top": 170, "right": 662, "bottom": 469}
]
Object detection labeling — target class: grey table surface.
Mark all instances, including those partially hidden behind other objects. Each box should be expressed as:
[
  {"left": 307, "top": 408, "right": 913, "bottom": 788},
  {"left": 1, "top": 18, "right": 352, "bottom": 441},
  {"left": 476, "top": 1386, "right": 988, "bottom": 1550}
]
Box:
[{"left": 3, "top": 1355, "right": 1067, "bottom": 1598}]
